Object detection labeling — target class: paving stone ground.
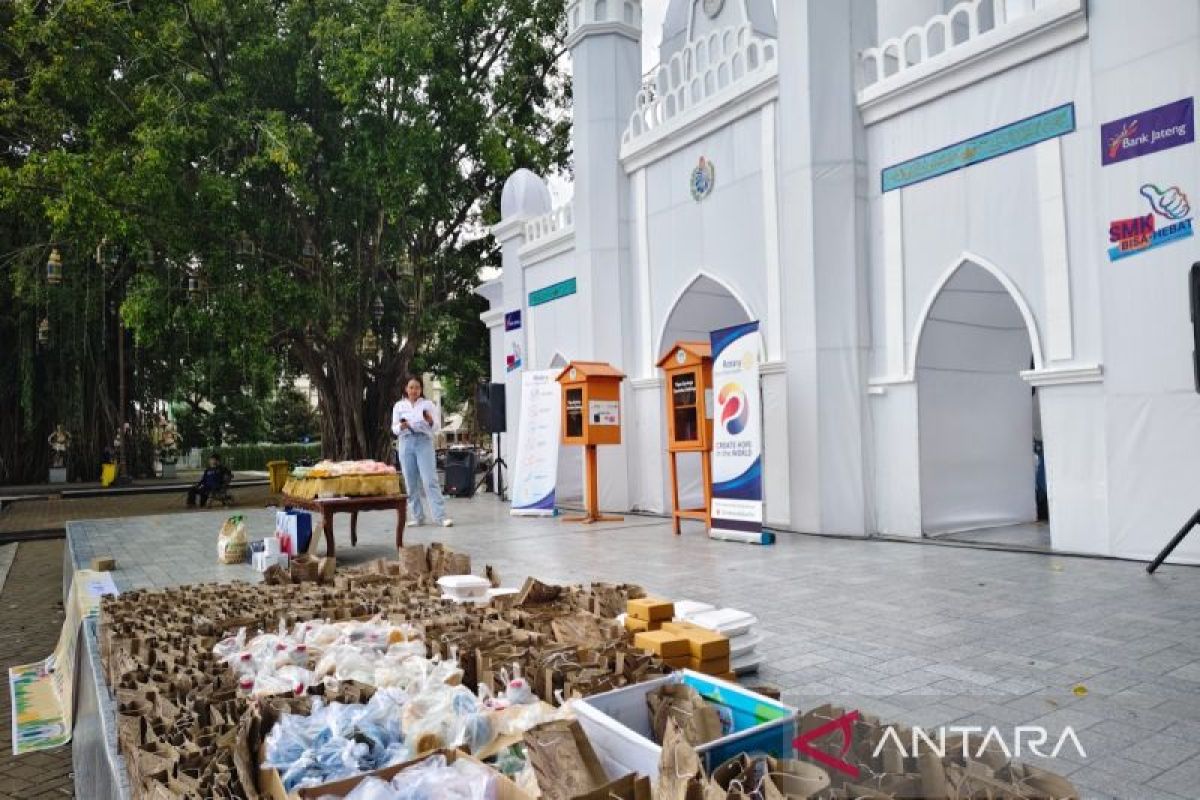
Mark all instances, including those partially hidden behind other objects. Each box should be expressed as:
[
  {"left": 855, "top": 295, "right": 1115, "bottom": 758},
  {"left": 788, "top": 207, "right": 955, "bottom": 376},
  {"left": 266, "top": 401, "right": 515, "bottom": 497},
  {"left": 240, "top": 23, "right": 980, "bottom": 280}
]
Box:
[
  {"left": 0, "top": 540, "right": 73, "bottom": 799},
  {"left": 63, "top": 495, "right": 1200, "bottom": 800}
]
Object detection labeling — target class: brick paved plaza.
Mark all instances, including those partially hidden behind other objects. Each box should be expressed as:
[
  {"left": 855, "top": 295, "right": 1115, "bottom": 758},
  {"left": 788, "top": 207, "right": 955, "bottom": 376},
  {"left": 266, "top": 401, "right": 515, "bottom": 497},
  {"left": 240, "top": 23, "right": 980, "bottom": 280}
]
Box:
[{"left": 50, "top": 495, "right": 1200, "bottom": 799}]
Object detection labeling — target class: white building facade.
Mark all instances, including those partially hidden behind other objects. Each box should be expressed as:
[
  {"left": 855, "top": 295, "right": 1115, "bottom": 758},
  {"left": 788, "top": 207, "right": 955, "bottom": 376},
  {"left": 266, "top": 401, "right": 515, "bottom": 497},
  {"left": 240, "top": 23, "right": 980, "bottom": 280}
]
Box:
[{"left": 477, "top": 0, "right": 1200, "bottom": 562}]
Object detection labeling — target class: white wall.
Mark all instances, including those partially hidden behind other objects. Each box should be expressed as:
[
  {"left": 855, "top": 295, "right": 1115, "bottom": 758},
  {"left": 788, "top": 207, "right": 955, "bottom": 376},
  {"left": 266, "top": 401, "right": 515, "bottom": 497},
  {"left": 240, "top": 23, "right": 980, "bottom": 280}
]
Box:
[
  {"left": 644, "top": 111, "right": 770, "bottom": 354},
  {"left": 1089, "top": 0, "right": 1200, "bottom": 563},
  {"left": 524, "top": 253, "right": 582, "bottom": 372}
]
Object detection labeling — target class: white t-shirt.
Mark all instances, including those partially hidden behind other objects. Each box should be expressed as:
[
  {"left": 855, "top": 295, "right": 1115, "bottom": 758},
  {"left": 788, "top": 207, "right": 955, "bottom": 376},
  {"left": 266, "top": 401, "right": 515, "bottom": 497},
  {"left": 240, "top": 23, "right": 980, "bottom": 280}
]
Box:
[{"left": 392, "top": 397, "right": 440, "bottom": 439}]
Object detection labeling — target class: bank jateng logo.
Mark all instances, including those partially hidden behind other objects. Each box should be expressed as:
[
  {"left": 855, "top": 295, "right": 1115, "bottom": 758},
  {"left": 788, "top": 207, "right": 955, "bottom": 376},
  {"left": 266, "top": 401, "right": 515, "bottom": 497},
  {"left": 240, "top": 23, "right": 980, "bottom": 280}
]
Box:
[
  {"left": 794, "top": 711, "right": 1087, "bottom": 780},
  {"left": 717, "top": 382, "right": 748, "bottom": 435},
  {"left": 1108, "top": 182, "right": 1193, "bottom": 261}
]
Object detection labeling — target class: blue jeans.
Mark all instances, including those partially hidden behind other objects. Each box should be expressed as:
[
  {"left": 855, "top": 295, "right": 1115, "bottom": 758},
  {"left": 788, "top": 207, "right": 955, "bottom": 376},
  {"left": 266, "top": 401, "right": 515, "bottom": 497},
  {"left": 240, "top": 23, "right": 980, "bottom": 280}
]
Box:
[{"left": 398, "top": 433, "right": 446, "bottom": 523}]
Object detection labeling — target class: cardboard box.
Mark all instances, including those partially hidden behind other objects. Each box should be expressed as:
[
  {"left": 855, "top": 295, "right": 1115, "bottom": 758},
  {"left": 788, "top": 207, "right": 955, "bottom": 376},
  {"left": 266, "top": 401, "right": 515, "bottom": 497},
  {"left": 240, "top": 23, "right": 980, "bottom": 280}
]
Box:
[
  {"left": 687, "top": 655, "right": 731, "bottom": 675},
  {"left": 90, "top": 556, "right": 117, "bottom": 571},
  {"left": 261, "top": 747, "right": 534, "bottom": 800},
  {"left": 626, "top": 597, "right": 674, "bottom": 623},
  {"left": 633, "top": 630, "right": 689, "bottom": 659},
  {"left": 623, "top": 616, "right": 659, "bottom": 634},
  {"left": 661, "top": 621, "right": 730, "bottom": 660},
  {"left": 663, "top": 654, "right": 691, "bottom": 669}
]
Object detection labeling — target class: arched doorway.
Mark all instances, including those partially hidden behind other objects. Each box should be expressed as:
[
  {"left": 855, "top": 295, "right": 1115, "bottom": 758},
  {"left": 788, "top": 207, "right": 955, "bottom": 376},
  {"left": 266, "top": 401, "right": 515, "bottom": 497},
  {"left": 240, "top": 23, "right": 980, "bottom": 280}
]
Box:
[
  {"left": 658, "top": 274, "right": 753, "bottom": 518},
  {"left": 548, "top": 353, "right": 584, "bottom": 505},
  {"left": 915, "top": 260, "right": 1048, "bottom": 544}
]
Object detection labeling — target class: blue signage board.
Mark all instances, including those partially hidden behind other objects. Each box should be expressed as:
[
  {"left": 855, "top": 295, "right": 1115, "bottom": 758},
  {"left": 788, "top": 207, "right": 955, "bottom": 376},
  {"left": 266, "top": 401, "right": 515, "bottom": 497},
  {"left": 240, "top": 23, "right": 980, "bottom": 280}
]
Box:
[
  {"left": 882, "top": 103, "right": 1076, "bottom": 193},
  {"left": 529, "top": 278, "right": 577, "bottom": 307}
]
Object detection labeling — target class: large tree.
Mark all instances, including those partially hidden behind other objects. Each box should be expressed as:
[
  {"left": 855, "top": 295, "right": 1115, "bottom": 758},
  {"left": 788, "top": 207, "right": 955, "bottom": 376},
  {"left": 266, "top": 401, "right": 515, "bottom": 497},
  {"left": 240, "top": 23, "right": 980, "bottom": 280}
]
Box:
[{"left": 2, "top": 0, "right": 570, "bottom": 469}]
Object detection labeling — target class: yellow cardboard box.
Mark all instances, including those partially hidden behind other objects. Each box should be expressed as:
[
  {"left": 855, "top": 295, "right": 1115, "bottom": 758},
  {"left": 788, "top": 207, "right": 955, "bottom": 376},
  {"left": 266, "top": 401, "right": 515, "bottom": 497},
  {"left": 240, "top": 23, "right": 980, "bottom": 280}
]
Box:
[
  {"left": 623, "top": 615, "right": 660, "bottom": 633},
  {"left": 633, "top": 629, "right": 690, "bottom": 659},
  {"left": 688, "top": 655, "right": 732, "bottom": 675},
  {"left": 661, "top": 621, "right": 730, "bottom": 660},
  {"left": 626, "top": 597, "right": 674, "bottom": 622}
]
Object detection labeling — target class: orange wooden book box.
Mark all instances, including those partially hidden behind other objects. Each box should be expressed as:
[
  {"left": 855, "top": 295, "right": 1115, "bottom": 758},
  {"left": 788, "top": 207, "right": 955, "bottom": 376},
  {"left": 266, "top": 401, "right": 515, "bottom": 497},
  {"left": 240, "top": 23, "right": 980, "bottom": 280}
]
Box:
[
  {"left": 657, "top": 342, "right": 714, "bottom": 534},
  {"left": 556, "top": 361, "right": 625, "bottom": 523}
]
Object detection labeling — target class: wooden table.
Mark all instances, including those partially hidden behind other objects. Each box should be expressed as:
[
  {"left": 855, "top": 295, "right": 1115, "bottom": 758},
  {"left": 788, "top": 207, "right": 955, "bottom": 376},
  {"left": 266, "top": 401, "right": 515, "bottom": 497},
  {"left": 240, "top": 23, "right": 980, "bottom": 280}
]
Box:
[{"left": 279, "top": 493, "right": 407, "bottom": 558}]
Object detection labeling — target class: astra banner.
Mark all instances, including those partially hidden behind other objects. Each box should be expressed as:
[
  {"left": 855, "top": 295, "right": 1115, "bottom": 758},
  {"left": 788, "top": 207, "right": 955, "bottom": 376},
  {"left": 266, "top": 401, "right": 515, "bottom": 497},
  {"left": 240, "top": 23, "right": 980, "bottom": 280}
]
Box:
[{"left": 709, "top": 321, "right": 764, "bottom": 541}]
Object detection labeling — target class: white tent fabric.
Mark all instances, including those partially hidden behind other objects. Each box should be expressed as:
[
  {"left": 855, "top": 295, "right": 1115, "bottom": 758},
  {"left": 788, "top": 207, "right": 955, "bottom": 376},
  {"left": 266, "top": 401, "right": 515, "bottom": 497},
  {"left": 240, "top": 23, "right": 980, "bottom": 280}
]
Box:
[{"left": 916, "top": 263, "right": 1036, "bottom": 533}]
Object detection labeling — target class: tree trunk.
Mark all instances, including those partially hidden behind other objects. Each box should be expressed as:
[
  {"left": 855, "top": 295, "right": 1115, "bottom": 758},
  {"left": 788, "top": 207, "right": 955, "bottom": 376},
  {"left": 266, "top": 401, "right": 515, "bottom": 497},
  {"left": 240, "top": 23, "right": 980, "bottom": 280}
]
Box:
[{"left": 303, "top": 338, "right": 416, "bottom": 464}]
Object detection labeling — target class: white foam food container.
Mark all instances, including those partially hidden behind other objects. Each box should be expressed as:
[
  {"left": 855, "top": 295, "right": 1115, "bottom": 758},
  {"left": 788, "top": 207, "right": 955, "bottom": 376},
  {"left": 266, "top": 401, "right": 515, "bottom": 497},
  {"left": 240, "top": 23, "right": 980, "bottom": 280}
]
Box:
[
  {"left": 687, "top": 608, "right": 758, "bottom": 638},
  {"left": 437, "top": 575, "right": 490, "bottom": 597},
  {"left": 673, "top": 600, "right": 716, "bottom": 620},
  {"left": 731, "top": 652, "right": 763, "bottom": 675},
  {"left": 729, "top": 632, "right": 763, "bottom": 658},
  {"left": 440, "top": 594, "right": 490, "bottom": 605}
]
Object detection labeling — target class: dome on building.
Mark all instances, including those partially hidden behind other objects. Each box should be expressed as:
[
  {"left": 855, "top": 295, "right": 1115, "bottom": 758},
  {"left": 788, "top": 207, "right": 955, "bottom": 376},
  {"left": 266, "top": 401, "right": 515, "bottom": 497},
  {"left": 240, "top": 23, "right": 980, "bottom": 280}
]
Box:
[
  {"left": 500, "top": 169, "right": 553, "bottom": 219},
  {"left": 659, "top": 0, "right": 777, "bottom": 66}
]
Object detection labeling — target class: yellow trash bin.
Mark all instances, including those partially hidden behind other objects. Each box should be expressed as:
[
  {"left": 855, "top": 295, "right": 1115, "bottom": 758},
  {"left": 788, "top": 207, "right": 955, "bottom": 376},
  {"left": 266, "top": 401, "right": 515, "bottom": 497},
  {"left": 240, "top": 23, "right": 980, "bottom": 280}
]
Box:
[
  {"left": 267, "top": 460, "right": 290, "bottom": 493},
  {"left": 100, "top": 463, "right": 117, "bottom": 487}
]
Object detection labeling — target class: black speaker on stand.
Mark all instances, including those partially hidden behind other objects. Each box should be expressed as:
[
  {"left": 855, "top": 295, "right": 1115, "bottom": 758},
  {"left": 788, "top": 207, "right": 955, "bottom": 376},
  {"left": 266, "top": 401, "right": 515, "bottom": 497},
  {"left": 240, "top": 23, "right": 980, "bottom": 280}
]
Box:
[{"left": 476, "top": 382, "right": 508, "bottom": 500}]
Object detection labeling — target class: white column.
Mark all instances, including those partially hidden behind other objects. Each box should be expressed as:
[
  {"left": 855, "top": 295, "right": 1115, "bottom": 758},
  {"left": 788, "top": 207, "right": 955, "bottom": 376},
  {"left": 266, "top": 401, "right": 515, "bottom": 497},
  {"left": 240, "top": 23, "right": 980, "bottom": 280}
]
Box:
[
  {"left": 883, "top": 190, "right": 907, "bottom": 377},
  {"left": 761, "top": 102, "right": 784, "bottom": 362},
  {"left": 1035, "top": 138, "right": 1073, "bottom": 363},
  {"left": 634, "top": 168, "right": 654, "bottom": 378}
]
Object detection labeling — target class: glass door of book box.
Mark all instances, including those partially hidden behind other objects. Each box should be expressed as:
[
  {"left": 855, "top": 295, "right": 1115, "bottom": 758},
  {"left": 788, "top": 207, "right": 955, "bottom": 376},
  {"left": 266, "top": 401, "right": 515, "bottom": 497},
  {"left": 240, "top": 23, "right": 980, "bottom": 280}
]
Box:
[{"left": 671, "top": 372, "right": 699, "bottom": 443}]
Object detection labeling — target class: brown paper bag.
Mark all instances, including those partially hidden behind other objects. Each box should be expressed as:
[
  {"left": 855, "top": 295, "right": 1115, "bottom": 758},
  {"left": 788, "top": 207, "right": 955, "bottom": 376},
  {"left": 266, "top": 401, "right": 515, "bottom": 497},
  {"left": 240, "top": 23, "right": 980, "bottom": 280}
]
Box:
[
  {"left": 659, "top": 719, "right": 709, "bottom": 800},
  {"left": 399, "top": 544, "right": 428, "bottom": 575},
  {"left": 647, "top": 683, "right": 724, "bottom": 747},
  {"left": 523, "top": 719, "right": 609, "bottom": 800},
  {"left": 573, "top": 773, "right": 653, "bottom": 800}
]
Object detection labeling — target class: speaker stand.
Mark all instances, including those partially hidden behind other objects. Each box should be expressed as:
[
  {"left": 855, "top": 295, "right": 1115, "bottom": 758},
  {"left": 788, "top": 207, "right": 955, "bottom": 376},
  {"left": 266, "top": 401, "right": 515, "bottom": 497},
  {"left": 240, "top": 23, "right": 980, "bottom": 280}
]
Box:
[{"left": 494, "top": 432, "right": 508, "bottom": 502}]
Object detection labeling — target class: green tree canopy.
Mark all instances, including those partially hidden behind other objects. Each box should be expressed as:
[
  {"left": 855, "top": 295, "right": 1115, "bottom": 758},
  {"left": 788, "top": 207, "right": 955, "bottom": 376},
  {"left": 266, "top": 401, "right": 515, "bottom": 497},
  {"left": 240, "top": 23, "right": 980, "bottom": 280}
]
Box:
[{"left": 1, "top": 0, "right": 570, "bottom": 478}]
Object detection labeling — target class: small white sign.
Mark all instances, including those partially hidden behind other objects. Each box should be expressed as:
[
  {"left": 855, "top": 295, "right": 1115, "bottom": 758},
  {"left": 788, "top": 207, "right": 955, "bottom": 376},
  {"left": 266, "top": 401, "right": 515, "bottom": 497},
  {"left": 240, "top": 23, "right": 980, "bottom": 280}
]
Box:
[{"left": 589, "top": 399, "right": 619, "bottom": 426}]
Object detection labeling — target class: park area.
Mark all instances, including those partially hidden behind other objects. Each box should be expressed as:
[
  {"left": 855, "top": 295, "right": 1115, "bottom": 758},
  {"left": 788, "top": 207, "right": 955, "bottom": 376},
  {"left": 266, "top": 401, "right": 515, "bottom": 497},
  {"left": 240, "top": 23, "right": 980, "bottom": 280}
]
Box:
[{"left": 4, "top": 1, "right": 1200, "bottom": 799}]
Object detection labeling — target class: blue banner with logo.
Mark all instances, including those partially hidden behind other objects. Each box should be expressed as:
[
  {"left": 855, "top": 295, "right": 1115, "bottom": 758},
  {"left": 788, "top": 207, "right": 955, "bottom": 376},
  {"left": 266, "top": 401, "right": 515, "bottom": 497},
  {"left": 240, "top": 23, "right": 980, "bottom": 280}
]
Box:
[{"left": 709, "top": 321, "right": 764, "bottom": 540}]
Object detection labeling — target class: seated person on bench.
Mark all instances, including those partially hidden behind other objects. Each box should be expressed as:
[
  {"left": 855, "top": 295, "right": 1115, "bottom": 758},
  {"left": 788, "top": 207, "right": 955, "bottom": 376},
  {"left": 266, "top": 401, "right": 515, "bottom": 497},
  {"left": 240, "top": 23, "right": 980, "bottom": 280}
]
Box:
[{"left": 188, "top": 453, "right": 232, "bottom": 508}]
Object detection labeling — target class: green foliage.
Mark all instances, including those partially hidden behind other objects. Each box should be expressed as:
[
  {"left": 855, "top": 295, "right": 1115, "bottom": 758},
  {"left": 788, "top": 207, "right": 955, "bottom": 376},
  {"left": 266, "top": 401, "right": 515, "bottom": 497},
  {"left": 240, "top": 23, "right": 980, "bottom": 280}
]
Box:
[
  {"left": 0, "top": 0, "right": 571, "bottom": 480},
  {"left": 201, "top": 443, "right": 322, "bottom": 473},
  {"left": 413, "top": 292, "right": 490, "bottom": 416},
  {"left": 266, "top": 388, "right": 320, "bottom": 444}
]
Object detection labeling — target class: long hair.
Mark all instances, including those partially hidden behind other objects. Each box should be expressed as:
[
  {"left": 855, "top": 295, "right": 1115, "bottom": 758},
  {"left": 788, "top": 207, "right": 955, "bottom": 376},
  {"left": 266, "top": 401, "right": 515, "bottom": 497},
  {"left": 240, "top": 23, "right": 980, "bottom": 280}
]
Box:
[{"left": 405, "top": 375, "right": 424, "bottom": 397}]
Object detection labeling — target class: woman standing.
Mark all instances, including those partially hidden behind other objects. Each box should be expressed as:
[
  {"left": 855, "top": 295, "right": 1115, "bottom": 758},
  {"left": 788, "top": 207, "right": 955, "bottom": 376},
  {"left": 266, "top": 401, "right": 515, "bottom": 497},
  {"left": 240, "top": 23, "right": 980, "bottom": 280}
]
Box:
[{"left": 391, "top": 376, "right": 453, "bottom": 527}]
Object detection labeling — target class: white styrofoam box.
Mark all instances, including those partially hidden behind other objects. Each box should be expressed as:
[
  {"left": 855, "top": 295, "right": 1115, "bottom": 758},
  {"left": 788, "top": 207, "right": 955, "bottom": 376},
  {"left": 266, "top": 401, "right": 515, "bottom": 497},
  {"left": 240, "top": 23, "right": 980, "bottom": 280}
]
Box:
[
  {"left": 731, "top": 652, "right": 763, "bottom": 675},
  {"left": 673, "top": 600, "right": 715, "bottom": 620},
  {"left": 575, "top": 673, "right": 675, "bottom": 781},
  {"left": 575, "top": 670, "right": 796, "bottom": 781},
  {"left": 437, "top": 575, "right": 489, "bottom": 598},
  {"left": 729, "top": 632, "right": 763, "bottom": 658},
  {"left": 262, "top": 537, "right": 281, "bottom": 556},
  {"left": 487, "top": 587, "right": 519, "bottom": 599},
  {"left": 440, "top": 594, "right": 490, "bottom": 605},
  {"left": 686, "top": 608, "right": 758, "bottom": 638},
  {"left": 253, "top": 552, "right": 288, "bottom": 572}
]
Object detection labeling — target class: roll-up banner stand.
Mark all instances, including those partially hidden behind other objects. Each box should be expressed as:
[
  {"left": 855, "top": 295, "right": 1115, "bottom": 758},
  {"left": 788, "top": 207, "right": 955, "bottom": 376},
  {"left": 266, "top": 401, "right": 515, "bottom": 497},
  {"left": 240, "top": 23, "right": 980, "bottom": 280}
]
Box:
[
  {"left": 708, "top": 321, "right": 774, "bottom": 545},
  {"left": 510, "top": 369, "right": 561, "bottom": 516}
]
